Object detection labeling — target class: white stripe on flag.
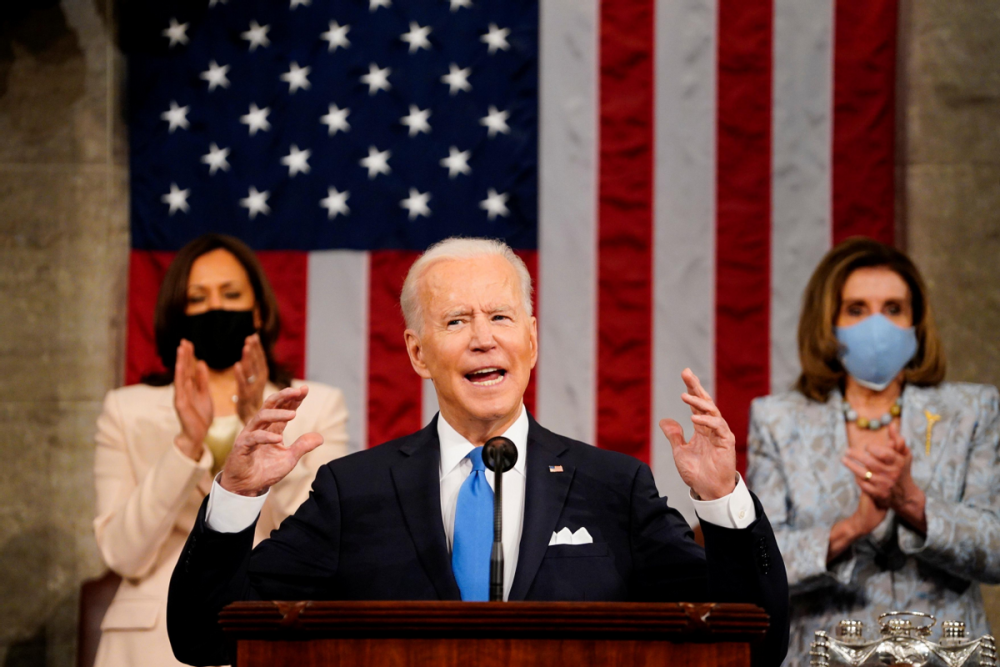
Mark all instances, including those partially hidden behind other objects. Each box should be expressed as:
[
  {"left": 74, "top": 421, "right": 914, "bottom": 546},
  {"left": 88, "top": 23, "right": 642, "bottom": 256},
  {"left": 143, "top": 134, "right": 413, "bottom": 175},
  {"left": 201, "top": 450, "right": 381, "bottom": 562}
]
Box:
[
  {"left": 306, "top": 250, "right": 369, "bottom": 454},
  {"left": 422, "top": 377, "right": 439, "bottom": 426},
  {"left": 770, "top": 0, "right": 835, "bottom": 394},
  {"left": 536, "top": 0, "right": 599, "bottom": 445},
  {"left": 652, "top": 0, "right": 718, "bottom": 525}
]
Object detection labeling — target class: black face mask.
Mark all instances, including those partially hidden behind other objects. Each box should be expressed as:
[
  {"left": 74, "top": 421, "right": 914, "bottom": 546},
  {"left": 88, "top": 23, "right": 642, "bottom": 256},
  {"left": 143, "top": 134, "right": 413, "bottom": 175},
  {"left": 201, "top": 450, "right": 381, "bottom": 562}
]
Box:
[{"left": 182, "top": 309, "right": 257, "bottom": 371}]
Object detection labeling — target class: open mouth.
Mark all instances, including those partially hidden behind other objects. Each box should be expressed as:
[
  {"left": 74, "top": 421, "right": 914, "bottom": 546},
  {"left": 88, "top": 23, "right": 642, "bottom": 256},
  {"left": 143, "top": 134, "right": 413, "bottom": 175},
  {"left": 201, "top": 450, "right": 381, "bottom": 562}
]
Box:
[{"left": 465, "top": 367, "right": 507, "bottom": 386}]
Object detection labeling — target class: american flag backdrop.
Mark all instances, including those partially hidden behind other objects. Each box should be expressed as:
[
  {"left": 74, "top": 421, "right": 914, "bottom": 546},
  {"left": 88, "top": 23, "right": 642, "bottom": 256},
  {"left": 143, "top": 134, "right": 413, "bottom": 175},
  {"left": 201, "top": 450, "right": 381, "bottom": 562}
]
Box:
[{"left": 124, "top": 0, "right": 898, "bottom": 523}]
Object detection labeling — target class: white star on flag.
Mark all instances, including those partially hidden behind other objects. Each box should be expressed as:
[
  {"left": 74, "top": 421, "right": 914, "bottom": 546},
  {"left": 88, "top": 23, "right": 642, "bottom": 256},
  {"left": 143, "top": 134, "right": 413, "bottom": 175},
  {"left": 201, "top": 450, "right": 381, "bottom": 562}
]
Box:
[
  {"left": 200, "top": 60, "right": 230, "bottom": 91},
  {"left": 361, "top": 63, "right": 392, "bottom": 95},
  {"left": 162, "top": 18, "right": 189, "bottom": 47},
  {"left": 441, "top": 64, "right": 471, "bottom": 95},
  {"left": 161, "top": 101, "right": 190, "bottom": 132},
  {"left": 321, "top": 21, "right": 350, "bottom": 51},
  {"left": 320, "top": 187, "right": 350, "bottom": 219},
  {"left": 290, "top": 0, "right": 310, "bottom": 8},
  {"left": 320, "top": 104, "right": 351, "bottom": 135},
  {"left": 240, "top": 103, "right": 271, "bottom": 135},
  {"left": 281, "top": 145, "right": 311, "bottom": 177},
  {"left": 281, "top": 62, "right": 311, "bottom": 94},
  {"left": 400, "top": 188, "right": 431, "bottom": 220},
  {"left": 370, "top": 0, "right": 391, "bottom": 11},
  {"left": 241, "top": 21, "right": 271, "bottom": 51},
  {"left": 480, "top": 106, "right": 510, "bottom": 137},
  {"left": 480, "top": 189, "right": 510, "bottom": 220},
  {"left": 201, "top": 143, "right": 231, "bottom": 175},
  {"left": 481, "top": 24, "right": 511, "bottom": 54},
  {"left": 440, "top": 146, "right": 472, "bottom": 178},
  {"left": 240, "top": 187, "right": 271, "bottom": 219},
  {"left": 161, "top": 183, "right": 190, "bottom": 215},
  {"left": 401, "top": 22, "right": 432, "bottom": 53},
  {"left": 400, "top": 105, "right": 431, "bottom": 137},
  {"left": 450, "top": 0, "right": 472, "bottom": 10},
  {"left": 360, "top": 146, "right": 391, "bottom": 179}
]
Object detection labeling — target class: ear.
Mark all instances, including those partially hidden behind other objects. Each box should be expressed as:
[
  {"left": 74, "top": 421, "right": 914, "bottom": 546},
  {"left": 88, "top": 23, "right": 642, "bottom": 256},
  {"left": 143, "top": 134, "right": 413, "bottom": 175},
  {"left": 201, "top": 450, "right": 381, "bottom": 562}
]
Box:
[
  {"left": 528, "top": 316, "right": 538, "bottom": 369},
  {"left": 404, "top": 329, "right": 433, "bottom": 379}
]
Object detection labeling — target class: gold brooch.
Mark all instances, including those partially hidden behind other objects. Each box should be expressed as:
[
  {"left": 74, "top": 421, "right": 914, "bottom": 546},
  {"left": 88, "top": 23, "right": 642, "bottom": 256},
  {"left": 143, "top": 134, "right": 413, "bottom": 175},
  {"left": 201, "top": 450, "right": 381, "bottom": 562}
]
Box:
[{"left": 924, "top": 410, "right": 942, "bottom": 455}]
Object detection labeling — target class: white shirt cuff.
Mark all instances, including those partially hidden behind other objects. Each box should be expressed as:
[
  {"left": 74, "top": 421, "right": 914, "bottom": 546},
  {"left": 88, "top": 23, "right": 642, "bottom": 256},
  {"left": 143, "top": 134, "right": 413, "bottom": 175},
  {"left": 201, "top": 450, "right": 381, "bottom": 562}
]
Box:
[
  {"left": 205, "top": 475, "right": 269, "bottom": 533},
  {"left": 690, "top": 474, "right": 756, "bottom": 529}
]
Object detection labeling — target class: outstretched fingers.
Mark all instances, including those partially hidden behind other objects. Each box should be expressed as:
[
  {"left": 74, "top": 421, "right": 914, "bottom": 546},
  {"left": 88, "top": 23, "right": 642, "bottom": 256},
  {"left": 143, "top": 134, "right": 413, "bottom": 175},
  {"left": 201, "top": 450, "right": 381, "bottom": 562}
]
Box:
[
  {"left": 245, "top": 408, "right": 298, "bottom": 433},
  {"left": 691, "top": 414, "right": 732, "bottom": 441},
  {"left": 658, "top": 418, "right": 687, "bottom": 449},
  {"left": 288, "top": 432, "right": 324, "bottom": 460}
]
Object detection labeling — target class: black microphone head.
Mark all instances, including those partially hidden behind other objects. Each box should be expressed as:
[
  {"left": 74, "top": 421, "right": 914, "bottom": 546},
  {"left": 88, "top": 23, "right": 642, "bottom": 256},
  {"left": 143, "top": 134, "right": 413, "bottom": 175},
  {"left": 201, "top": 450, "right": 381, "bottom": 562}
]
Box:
[{"left": 482, "top": 436, "right": 518, "bottom": 474}]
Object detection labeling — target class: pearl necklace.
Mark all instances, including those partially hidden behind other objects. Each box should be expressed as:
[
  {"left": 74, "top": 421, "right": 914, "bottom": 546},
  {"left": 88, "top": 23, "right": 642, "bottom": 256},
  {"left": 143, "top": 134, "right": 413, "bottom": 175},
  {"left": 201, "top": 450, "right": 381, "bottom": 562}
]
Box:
[{"left": 842, "top": 397, "right": 902, "bottom": 431}]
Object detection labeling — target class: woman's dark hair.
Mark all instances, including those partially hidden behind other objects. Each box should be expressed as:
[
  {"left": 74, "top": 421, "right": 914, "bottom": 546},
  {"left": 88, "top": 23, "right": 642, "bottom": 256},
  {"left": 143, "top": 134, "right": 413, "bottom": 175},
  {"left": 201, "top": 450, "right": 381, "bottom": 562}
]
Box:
[
  {"left": 143, "top": 234, "right": 292, "bottom": 388},
  {"left": 795, "top": 236, "right": 945, "bottom": 402}
]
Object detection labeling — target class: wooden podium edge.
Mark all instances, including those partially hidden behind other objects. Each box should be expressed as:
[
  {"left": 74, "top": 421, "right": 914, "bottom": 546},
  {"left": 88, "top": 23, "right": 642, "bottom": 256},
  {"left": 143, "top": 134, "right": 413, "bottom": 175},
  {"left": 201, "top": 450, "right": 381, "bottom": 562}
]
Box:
[{"left": 220, "top": 601, "right": 769, "bottom": 643}]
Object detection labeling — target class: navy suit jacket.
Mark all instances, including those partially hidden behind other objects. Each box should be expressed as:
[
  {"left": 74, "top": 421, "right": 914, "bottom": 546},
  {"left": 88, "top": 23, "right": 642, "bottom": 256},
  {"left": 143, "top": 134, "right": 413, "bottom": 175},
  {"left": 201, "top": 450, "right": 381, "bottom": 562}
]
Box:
[{"left": 168, "top": 415, "right": 789, "bottom": 665}]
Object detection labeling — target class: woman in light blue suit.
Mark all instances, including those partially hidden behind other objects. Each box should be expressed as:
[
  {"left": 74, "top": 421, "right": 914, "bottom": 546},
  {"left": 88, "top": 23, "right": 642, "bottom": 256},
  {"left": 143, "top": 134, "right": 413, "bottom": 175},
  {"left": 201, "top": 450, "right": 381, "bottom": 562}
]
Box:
[{"left": 747, "top": 237, "right": 1000, "bottom": 666}]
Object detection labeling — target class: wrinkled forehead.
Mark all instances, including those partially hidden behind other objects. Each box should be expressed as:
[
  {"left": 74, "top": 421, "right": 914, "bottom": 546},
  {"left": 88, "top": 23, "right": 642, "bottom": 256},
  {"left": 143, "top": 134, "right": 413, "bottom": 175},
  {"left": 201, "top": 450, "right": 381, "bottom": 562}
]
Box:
[
  {"left": 841, "top": 266, "right": 910, "bottom": 301},
  {"left": 419, "top": 255, "right": 523, "bottom": 314}
]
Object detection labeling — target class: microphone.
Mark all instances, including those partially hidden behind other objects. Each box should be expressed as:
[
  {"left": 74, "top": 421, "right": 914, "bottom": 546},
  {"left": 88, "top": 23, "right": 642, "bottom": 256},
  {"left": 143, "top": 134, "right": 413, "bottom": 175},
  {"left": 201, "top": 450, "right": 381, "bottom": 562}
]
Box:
[{"left": 482, "top": 436, "right": 518, "bottom": 602}]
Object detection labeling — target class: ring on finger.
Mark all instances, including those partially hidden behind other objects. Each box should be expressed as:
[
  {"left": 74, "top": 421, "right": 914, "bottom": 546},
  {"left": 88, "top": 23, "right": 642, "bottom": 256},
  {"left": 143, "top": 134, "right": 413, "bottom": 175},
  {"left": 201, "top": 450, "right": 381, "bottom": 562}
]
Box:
[
  {"left": 864, "top": 470, "right": 873, "bottom": 481},
  {"left": 247, "top": 375, "right": 256, "bottom": 384}
]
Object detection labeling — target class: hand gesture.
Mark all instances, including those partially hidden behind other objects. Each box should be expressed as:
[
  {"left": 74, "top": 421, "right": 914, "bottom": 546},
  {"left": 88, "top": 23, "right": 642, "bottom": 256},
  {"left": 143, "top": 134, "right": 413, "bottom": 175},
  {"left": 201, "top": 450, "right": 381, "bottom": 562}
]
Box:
[
  {"left": 850, "top": 491, "right": 888, "bottom": 537},
  {"left": 174, "top": 340, "right": 213, "bottom": 461},
  {"left": 219, "top": 385, "right": 324, "bottom": 497},
  {"left": 658, "top": 369, "right": 737, "bottom": 500},
  {"left": 841, "top": 422, "right": 911, "bottom": 508},
  {"left": 234, "top": 333, "right": 269, "bottom": 424}
]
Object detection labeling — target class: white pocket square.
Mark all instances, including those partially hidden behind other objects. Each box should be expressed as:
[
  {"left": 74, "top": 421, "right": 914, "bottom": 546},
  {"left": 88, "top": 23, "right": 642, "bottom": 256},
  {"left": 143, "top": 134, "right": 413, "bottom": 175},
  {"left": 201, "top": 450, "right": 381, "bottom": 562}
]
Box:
[{"left": 548, "top": 527, "right": 594, "bottom": 546}]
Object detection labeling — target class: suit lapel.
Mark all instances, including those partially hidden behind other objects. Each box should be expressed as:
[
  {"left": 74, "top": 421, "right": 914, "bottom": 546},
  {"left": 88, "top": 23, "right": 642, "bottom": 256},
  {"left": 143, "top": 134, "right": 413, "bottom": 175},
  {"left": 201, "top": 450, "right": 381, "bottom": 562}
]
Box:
[
  {"left": 390, "top": 417, "right": 461, "bottom": 601},
  {"left": 508, "top": 417, "right": 573, "bottom": 601}
]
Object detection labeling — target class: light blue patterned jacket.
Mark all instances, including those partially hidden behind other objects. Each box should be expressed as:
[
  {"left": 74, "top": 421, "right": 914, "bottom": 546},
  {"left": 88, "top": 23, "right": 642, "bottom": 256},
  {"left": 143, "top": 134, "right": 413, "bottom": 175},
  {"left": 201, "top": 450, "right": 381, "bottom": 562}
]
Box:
[{"left": 747, "top": 382, "right": 1000, "bottom": 667}]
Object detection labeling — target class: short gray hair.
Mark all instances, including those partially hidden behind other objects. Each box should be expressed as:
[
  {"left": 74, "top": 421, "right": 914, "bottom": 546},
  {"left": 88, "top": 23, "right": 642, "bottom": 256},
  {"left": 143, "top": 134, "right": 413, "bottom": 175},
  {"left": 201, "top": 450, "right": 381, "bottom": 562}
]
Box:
[{"left": 400, "top": 237, "right": 534, "bottom": 331}]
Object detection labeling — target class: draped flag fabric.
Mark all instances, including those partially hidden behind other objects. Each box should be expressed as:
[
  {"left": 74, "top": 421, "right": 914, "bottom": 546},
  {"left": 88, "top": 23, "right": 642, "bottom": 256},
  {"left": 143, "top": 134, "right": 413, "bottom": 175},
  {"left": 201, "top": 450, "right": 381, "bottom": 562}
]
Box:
[{"left": 125, "top": 0, "right": 898, "bottom": 523}]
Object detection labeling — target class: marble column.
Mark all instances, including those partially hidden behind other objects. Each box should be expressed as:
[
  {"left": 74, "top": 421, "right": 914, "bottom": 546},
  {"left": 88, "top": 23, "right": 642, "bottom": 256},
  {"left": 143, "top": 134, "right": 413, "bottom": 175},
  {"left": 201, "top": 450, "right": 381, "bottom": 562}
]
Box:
[
  {"left": 0, "top": 1, "right": 127, "bottom": 665},
  {"left": 898, "top": 0, "right": 1000, "bottom": 631}
]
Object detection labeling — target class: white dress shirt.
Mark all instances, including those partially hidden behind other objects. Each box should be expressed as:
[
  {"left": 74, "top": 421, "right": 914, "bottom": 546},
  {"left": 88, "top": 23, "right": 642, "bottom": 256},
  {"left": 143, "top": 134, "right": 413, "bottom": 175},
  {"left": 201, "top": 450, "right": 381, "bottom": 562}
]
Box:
[{"left": 206, "top": 407, "right": 756, "bottom": 598}]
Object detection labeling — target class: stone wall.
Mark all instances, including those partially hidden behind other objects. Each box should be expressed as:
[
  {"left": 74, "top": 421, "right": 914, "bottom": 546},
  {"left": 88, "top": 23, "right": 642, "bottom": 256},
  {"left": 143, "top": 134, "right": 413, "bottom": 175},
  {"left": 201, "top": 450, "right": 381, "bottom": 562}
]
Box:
[
  {"left": 0, "top": 0, "right": 996, "bottom": 665},
  {"left": 0, "top": 0, "right": 127, "bottom": 665},
  {"left": 898, "top": 0, "right": 1000, "bottom": 629}
]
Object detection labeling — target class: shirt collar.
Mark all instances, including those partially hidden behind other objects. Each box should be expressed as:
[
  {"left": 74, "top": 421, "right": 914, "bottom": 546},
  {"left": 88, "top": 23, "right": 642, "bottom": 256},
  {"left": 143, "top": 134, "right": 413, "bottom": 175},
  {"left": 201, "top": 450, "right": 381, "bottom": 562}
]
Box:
[{"left": 437, "top": 405, "right": 529, "bottom": 480}]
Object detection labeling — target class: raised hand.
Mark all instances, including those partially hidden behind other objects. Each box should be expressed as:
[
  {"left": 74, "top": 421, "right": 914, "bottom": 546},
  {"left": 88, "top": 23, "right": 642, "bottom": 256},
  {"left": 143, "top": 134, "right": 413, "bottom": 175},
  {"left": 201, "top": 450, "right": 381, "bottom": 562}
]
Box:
[
  {"left": 219, "top": 385, "right": 324, "bottom": 497},
  {"left": 174, "top": 339, "right": 213, "bottom": 461},
  {"left": 658, "top": 368, "right": 737, "bottom": 500},
  {"left": 234, "top": 333, "right": 269, "bottom": 424}
]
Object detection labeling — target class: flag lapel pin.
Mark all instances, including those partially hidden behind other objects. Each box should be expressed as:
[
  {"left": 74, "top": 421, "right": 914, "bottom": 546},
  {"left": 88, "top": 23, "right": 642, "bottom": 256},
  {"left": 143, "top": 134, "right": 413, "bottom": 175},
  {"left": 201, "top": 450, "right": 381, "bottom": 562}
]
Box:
[{"left": 549, "top": 465, "right": 563, "bottom": 473}]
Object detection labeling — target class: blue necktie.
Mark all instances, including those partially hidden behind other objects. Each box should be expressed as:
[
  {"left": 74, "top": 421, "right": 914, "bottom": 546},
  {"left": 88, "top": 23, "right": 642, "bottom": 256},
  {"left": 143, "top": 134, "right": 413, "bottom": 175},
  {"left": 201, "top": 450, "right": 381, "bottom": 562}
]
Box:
[{"left": 452, "top": 447, "right": 493, "bottom": 601}]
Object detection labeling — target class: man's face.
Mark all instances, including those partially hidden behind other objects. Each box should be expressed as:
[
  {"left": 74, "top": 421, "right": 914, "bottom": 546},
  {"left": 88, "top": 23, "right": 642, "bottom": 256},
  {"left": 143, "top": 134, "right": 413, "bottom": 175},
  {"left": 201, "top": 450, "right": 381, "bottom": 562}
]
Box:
[{"left": 404, "top": 255, "right": 537, "bottom": 434}]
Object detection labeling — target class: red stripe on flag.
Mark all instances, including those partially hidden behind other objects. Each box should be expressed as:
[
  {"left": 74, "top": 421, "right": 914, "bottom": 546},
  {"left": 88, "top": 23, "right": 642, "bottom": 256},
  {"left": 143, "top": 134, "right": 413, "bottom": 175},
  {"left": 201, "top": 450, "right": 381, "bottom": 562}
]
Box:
[
  {"left": 257, "top": 252, "right": 307, "bottom": 379},
  {"left": 514, "top": 249, "right": 538, "bottom": 416},
  {"left": 125, "top": 250, "right": 308, "bottom": 386},
  {"left": 126, "top": 250, "right": 175, "bottom": 385},
  {"left": 367, "top": 251, "right": 422, "bottom": 449},
  {"left": 832, "top": 0, "right": 898, "bottom": 245},
  {"left": 597, "top": 0, "right": 655, "bottom": 464},
  {"left": 716, "top": 0, "right": 773, "bottom": 473}
]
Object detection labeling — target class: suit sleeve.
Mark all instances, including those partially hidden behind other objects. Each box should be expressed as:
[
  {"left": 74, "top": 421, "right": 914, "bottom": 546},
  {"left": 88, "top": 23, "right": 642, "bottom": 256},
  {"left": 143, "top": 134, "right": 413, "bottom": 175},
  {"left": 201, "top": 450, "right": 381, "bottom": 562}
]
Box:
[
  {"left": 94, "top": 388, "right": 212, "bottom": 578},
  {"left": 628, "top": 462, "right": 789, "bottom": 667},
  {"left": 168, "top": 464, "right": 343, "bottom": 667},
  {"left": 257, "top": 384, "right": 350, "bottom": 537},
  {"left": 746, "top": 399, "right": 859, "bottom": 592},
  {"left": 897, "top": 385, "right": 1000, "bottom": 583}
]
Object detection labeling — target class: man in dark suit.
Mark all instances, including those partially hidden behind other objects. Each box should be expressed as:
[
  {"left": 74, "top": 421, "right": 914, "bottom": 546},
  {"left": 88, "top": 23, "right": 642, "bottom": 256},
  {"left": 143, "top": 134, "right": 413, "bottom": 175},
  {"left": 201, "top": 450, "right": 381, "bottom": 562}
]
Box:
[{"left": 167, "top": 238, "right": 789, "bottom": 666}]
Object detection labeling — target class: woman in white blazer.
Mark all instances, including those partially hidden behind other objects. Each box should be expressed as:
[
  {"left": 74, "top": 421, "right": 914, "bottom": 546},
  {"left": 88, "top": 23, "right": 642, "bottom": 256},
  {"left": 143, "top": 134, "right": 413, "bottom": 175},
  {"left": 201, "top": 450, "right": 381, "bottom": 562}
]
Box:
[{"left": 93, "top": 234, "right": 348, "bottom": 667}]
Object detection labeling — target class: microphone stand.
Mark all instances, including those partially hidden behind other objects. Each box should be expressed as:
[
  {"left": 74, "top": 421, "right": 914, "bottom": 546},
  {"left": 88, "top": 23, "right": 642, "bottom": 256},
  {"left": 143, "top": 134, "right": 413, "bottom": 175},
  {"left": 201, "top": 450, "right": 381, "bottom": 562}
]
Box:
[
  {"left": 490, "top": 466, "right": 504, "bottom": 602},
  {"left": 483, "top": 436, "right": 517, "bottom": 602}
]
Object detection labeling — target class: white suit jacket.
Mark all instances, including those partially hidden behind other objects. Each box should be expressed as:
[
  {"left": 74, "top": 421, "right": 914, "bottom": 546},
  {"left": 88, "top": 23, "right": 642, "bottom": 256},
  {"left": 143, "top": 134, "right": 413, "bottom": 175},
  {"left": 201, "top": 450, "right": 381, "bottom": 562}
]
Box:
[{"left": 92, "top": 380, "right": 348, "bottom": 667}]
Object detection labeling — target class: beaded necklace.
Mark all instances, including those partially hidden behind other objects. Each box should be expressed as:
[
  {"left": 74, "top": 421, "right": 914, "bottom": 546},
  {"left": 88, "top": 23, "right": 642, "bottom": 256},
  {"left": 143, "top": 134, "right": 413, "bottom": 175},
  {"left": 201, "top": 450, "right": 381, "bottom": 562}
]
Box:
[{"left": 842, "top": 397, "right": 903, "bottom": 431}]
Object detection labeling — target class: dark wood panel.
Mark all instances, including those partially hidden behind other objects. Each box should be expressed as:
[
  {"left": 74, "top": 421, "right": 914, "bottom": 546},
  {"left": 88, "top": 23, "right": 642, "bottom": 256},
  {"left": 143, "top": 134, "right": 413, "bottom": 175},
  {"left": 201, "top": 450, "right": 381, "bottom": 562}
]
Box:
[{"left": 237, "top": 638, "right": 751, "bottom": 667}]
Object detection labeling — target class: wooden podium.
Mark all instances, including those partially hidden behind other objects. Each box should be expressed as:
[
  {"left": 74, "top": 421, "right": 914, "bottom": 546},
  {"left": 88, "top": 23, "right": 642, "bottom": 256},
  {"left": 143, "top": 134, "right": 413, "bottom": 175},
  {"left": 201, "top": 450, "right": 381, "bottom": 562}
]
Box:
[{"left": 219, "top": 601, "right": 769, "bottom": 667}]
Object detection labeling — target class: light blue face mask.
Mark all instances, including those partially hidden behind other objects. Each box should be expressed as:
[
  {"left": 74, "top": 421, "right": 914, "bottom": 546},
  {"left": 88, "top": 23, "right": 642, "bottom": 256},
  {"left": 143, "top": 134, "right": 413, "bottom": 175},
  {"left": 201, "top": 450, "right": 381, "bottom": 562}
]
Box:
[{"left": 835, "top": 314, "right": 918, "bottom": 391}]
